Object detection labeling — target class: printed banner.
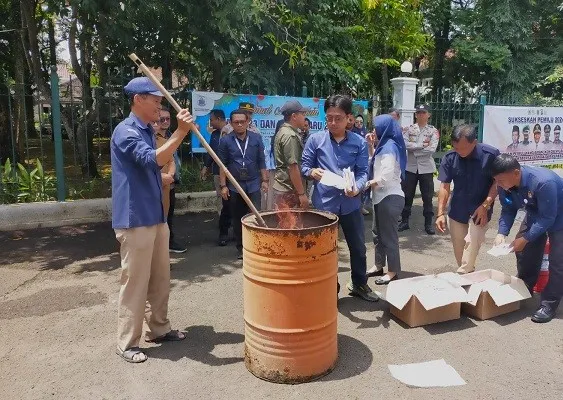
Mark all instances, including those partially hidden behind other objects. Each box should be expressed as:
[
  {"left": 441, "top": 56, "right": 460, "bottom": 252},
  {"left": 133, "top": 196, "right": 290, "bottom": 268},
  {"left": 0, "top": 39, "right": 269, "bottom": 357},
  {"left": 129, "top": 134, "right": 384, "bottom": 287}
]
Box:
[
  {"left": 190, "top": 92, "right": 369, "bottom": 168},
  {"left": 483, "top": 105, "right": 563, "bottom": 167}
]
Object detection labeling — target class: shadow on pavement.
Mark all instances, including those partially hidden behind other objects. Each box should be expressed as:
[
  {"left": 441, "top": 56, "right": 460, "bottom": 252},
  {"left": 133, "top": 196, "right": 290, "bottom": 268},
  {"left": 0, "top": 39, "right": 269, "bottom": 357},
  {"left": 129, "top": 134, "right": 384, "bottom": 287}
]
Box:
[
  {"left": 422, "top": 316, "right": 478, "bottom": 335},
  {"left": 338, "top": 296, "right": 391, "bottom": 330},
  {"left": 0, "top": 213, "right": 247, "bottom": 284},
  {"left": 148, "top": 325, "right": 244, "bottom": 365},
  {"left": 320, "top": 334, "right": 373, "bottom": 382},
  {"left": 0, "top": 223, "right": 118, "bottom": 271}
]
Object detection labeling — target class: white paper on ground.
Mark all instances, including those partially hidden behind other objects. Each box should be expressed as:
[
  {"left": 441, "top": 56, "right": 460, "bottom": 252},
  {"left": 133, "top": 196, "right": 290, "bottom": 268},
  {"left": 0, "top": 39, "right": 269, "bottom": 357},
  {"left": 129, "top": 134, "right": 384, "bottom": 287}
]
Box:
[
  {"left": 319, "top": 170, "right": 345, "bottom": 189},
  {"left": 487, "top": 244, "right": 513, "bottom": 257},
  {"left": 388, "top": 359, "right": 466, "bottom": 388}
]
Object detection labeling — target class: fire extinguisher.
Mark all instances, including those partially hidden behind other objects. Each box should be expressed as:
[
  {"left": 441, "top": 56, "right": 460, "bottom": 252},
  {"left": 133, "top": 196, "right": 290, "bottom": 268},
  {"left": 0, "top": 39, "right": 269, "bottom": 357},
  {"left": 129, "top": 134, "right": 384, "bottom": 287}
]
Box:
[{"left": 533, "top": 240, "right": 550, "bottom": 293}]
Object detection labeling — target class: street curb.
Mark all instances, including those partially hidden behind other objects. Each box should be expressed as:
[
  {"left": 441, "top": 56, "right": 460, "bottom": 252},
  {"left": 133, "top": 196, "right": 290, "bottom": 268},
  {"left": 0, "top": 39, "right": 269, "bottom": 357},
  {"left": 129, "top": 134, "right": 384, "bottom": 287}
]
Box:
[{"left": 0, "top": 191, "right": 218, "bottom": 232}]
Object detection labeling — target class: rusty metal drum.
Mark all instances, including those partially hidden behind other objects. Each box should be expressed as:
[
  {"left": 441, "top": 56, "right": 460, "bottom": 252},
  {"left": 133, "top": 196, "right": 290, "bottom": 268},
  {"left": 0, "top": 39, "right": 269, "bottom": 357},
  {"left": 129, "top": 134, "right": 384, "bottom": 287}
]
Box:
[{"left": 241, "top": 210, "right": 339, "bottom": 384}]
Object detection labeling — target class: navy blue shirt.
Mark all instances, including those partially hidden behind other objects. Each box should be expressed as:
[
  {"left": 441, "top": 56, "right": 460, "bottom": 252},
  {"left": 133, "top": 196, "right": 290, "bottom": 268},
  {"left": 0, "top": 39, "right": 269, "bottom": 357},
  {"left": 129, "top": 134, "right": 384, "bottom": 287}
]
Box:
[
  {"left": 438, "top": 143, "right": 500, "bottom": 224},
  {"left": 204, "top": 129, "right": 221, "bottom": 176},
  {"left": 301, "top": 130, "right": 369, "bottom": 216},
  {"left": 498, "top": 165, "right": 563, "bottom": 242},
  {"left": 218, "top": 130, "right": 266, "bottom": 194},
  {"left": 111, "top": 112, "right": 164, "bottom": 229}
]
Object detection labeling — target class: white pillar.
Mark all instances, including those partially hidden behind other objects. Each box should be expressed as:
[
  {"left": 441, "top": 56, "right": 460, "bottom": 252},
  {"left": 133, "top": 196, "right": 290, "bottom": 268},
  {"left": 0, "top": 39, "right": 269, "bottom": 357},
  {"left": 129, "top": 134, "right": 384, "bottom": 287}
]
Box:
[{"left": 390, "top": 77, "right": 419, "bottom": 128}]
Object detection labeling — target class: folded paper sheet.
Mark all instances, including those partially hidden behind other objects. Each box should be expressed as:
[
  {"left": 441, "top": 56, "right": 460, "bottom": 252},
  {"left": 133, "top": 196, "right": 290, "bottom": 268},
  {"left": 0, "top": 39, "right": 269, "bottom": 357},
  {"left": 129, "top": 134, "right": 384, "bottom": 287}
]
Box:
[
  {"left": 487, "top": 244, "right": 513, "bottom": 257},
  {"left": 388, "top": 359, "right": 466, "bottom": 388},
  {"left": 319, "top": 170, "right": 346, "bottom": 189}
]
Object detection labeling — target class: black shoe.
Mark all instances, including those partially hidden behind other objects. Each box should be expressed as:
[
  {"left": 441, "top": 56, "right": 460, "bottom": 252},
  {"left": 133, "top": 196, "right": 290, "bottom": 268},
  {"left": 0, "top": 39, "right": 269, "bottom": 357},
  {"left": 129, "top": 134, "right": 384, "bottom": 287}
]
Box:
[
  {"left": 169, "top": 242, "right": 187, "bottom": 254},
  {"left": 425, "top": 224, "right": 436, "bottom": 235},
  {"left": 346, "top": 281, "right": 379, "bottom": 302},
  {"left": 237, "top": 248, "right": 243, "bottom": 260},
  {"left": 366, "top": 265, "right": 385, "bottom": 277},
  {"left": 218, "top": 237, "right": 228, "bottom": 246},
  {"left": 398, "top": 220, "right": 409, "bottom": 232},
  {"left": 531, "top": 305, "right": 556, "bottom": 323}
]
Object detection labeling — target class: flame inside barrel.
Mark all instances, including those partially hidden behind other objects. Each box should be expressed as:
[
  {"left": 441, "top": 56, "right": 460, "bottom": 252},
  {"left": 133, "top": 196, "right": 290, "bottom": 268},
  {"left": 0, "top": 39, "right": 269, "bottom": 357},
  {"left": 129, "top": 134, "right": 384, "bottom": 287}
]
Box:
[{"left": 275, "top": 201, "right": 303, "bottom": 229}]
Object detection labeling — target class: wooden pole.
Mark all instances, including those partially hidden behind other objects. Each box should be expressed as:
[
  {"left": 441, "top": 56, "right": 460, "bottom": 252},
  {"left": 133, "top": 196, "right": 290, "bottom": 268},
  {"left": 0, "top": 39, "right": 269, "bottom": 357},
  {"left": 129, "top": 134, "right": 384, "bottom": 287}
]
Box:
[{"left": 128, "top": 53, "right": 267, "bottom": 228}]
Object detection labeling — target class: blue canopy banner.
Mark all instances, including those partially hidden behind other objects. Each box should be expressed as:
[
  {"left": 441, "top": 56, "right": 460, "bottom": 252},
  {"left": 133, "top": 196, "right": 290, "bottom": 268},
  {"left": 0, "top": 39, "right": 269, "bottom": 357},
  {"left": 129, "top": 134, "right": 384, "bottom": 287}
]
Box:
[{"left": 190, "top": 92, "right": 369, "bottom": 167}]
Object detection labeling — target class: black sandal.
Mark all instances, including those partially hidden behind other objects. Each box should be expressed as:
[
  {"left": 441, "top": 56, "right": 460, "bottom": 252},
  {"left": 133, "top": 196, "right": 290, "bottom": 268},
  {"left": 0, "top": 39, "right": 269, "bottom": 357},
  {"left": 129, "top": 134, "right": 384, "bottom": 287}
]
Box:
[
  {"left": 116, "top": 347, "right": 148, "bottom": 363},
  {"left": 145, "top": 329, "right": 186, "bottom": 343}
]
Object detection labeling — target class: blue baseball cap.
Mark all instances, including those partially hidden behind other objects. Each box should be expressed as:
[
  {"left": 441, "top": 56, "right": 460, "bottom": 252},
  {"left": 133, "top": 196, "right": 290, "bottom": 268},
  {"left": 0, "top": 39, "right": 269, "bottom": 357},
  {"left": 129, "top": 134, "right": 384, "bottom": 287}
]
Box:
[{"left": 123, "top": 77, "right": 163, "bottom": 96}]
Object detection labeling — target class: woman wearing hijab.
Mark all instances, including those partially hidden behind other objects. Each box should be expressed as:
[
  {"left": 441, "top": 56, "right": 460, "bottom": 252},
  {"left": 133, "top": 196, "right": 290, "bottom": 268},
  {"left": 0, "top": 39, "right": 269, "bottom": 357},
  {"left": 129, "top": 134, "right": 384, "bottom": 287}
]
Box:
[{"left": 365, "top": 114, "right": 407, "bottom": 284}]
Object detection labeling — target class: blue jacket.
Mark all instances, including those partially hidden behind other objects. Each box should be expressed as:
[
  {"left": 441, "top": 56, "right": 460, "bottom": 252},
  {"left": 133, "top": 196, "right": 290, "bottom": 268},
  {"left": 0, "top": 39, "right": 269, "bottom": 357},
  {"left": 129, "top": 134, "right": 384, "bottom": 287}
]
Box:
[{"left": 498, "top": 165, "right": 563, "bottom": 241}]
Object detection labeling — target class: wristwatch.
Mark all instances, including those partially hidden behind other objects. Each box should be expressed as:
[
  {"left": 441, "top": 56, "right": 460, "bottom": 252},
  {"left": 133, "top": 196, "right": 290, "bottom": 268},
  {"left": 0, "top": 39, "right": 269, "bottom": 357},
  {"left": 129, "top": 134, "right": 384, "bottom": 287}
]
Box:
[{"left": 482, "top": 201, "right": 491, "bottom": 210}]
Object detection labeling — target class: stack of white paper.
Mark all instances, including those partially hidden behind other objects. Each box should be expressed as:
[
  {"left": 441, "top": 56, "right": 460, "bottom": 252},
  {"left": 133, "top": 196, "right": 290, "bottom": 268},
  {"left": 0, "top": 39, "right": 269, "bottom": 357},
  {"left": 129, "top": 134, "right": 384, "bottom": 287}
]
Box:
[
  {"left": 319, "top": 170, "right": 346, "bottom": 189},
  {"left": 342, "top": 167, "right": 356, "bottom": 192},
  {"left": 487, "top": 244, "right": 513, "bottom": 257}
]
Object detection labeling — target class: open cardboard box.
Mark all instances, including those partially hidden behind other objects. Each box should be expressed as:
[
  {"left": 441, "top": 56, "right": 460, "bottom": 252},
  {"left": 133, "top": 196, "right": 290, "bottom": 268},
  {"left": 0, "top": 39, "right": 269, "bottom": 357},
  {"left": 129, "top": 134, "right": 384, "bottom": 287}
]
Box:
[
  {"left": 385, "top": 272, "right": 471, "bottom": 328},
  {"left": 461, "top": 269, "right": 531, "bottom": 320}
]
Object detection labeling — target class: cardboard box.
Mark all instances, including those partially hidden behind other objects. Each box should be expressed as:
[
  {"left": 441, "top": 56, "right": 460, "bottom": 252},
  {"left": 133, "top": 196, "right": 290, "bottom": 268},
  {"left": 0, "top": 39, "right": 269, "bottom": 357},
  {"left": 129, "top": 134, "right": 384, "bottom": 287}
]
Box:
[
  {"left": 461, "top": 269, "right": 531, "bottom": 320},
  {"left": 386, "top": 273, "right": 471, "bottom": 328}
]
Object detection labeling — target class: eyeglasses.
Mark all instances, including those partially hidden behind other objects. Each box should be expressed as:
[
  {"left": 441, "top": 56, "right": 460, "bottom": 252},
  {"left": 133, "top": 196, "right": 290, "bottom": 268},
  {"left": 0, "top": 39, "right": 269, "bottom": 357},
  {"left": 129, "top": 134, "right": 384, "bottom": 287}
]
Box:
[
  {"left": 159, "top": 117, "right": 170, "bottom": 123},
  {"left": 326, "top": 115, "right": 346, "bottom": 123},
  {"left": 232, "top": 120, "right": 247, "bottom": 126}
]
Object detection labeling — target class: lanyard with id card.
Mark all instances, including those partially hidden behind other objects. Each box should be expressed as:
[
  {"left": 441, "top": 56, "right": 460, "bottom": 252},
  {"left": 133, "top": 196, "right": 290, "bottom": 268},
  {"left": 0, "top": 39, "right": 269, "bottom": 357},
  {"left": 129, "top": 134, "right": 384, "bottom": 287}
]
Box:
[{"left": 235, "top": 136, "right": 250, "bottom": 180}]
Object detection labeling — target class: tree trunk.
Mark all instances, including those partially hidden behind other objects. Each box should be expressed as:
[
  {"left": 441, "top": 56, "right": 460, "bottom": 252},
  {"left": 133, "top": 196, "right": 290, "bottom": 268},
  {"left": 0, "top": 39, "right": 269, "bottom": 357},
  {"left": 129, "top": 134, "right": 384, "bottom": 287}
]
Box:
[
  {"left": 162, "top": 56, "right": 173, "bottom": 90},
  {"left": 20, "top": 0, "right": 75, "bottom": 163},
  {"left": 48, "top": 18, "right": 57, "bottom": 67},
  {"left": 212, "top": 59, "right": 223, "bottom": 92},
  {"left": 381, "top": 48, "right": 390, "bottom": 104},
  {"left": 431, "top": 0, "right": 451, "bottom": 99},
  {"left": 0, "top": 91, "right": 15, "bottom": 165}
]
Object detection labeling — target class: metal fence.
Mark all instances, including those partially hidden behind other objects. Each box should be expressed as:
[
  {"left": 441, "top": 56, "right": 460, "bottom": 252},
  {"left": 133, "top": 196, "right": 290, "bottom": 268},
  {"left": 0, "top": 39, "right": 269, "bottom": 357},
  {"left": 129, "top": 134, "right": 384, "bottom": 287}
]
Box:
[
  {"left": 0, "top": 67, "right": 201, "bottom": 204},
  {"left": 0, "top": 69, "right": 544, "bottom": 204}
]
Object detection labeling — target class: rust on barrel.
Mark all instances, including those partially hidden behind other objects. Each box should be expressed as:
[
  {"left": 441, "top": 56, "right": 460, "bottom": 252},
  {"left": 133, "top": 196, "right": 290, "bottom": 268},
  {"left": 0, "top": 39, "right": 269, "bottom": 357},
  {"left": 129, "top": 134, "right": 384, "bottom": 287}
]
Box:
[{"left": 241, "top": 209, "right": 339, "bottom": 384}]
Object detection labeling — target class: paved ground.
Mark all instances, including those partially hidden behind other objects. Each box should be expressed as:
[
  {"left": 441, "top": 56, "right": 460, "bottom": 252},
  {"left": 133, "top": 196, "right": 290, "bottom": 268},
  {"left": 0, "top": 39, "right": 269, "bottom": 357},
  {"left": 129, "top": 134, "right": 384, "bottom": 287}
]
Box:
[{"left": 1, "top": 200, "right": 562, "bottom": 400}]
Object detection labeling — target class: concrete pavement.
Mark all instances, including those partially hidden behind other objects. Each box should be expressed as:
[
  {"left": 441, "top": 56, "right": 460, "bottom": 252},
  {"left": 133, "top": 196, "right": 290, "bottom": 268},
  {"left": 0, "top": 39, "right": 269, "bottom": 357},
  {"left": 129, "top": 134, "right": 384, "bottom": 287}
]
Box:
[{"left": 0, "top": 200, "right": 562, "bottom": 400}]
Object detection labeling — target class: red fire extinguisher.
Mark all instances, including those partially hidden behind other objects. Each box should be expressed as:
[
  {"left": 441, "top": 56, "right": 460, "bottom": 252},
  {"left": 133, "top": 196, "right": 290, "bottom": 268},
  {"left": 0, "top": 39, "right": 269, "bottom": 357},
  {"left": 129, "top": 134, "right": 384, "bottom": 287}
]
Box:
[{"left": 533, "top": 240, "right": 550, "bottom": 293}]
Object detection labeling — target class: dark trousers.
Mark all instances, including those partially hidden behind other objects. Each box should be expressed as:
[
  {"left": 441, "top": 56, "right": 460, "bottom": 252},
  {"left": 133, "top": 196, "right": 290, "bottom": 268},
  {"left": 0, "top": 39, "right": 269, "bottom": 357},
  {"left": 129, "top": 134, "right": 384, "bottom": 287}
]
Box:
[
  {"left": 401, "top": 171, "right": 434, "bottom": 220},
  {"left": 373, "top": 195, "right": 405, "bottom": 273},
  {"left": 167, "top": 187, "right": 176, "bottom": 244},
  {"left": 230, "top": 190, "right": 261, "bottom": 250},
  {"left": 516, "top": 219, "right": 563, "bottom": 310},
  {"left": 339, "top": 209, "right": 368, "bottom": 286},
  {"left": 219, "top": 196, "right": 232, "bottom": 239}
]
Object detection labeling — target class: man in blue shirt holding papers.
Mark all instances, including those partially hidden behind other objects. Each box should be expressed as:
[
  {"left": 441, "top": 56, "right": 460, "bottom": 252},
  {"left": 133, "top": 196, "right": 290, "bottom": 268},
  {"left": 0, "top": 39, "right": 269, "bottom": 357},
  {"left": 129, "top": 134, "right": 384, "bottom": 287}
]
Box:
[
  {"left": 301, "top": 95, "right": 378, "bottom": 302},
  {"left": 491, "top": 154, "right": 563, "bottom": 323}
]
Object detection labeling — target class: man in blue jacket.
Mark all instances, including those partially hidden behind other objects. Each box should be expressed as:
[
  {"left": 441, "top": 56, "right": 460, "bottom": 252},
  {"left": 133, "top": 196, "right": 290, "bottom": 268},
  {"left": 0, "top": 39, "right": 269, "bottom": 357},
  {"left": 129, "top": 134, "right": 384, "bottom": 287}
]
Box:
[{"left": 491, "top": 154, "right": 563, "bottom": 323}]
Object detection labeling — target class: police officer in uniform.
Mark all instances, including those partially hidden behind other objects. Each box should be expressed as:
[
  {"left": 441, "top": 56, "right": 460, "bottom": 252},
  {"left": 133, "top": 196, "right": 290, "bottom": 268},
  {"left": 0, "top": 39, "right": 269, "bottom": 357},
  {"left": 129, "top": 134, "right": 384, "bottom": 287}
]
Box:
[
  {"left": 399, "top": 104, "right": 440, "bottom": 235},
  {"left": 491, "top": 154, "right": 563, "bottom": 323}
]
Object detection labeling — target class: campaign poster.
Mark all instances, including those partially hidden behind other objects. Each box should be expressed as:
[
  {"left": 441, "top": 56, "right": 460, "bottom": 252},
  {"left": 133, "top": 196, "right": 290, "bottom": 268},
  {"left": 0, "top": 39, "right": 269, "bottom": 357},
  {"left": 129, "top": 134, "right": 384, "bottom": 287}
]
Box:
[
  {"left": 190, "top": 92, "right": 369, "bottom": 168},
  {"left": 483, "top": 105, "right": 563, "bottom": 167}
]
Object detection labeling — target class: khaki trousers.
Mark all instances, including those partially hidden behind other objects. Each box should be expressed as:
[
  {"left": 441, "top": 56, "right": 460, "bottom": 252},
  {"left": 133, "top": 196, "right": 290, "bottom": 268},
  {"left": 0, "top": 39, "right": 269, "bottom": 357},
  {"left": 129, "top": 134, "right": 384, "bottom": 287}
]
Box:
[
  {"left": 115, "top": 223, "right": 171, "bottom": 351},
  {"left": 449, "top": 218, "right": 488, "bottom": 274},
  {"left": 261, "top": 170, "right": 276, "bottom": 211}
]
